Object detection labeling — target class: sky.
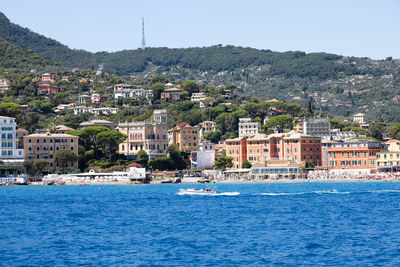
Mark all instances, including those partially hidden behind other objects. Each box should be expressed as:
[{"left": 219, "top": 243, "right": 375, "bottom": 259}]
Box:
[{"left": 1, "top": 0, "right": 400, "bottom": 59}]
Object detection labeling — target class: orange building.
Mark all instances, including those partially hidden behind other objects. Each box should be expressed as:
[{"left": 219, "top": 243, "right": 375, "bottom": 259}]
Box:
[
  {"left": 327, "top": 141, "right": 381, "bottom": 170},
  {"left": 226, "top": 131, "right": 322, "bottom": 169},
  {"left": 41, "top": 73, "right": 56, "bottom": 84},
  {"left": 168, "top": 122, "right": 199, "bottom": 153},
  {"left": 38, "top": 84, "right": 60, "bottom": 94},
  {"left": 226, "top": 136, "right": 248, "bottom": 169}
]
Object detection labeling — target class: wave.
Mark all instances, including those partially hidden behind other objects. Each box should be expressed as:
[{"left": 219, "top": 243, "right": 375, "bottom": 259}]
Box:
[{"left": 255, "top": 190, "right": 350, "bottom": 196}]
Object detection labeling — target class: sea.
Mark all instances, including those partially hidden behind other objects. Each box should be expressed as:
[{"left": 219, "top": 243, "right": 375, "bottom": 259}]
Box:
[{"left": 1, "top": 182, "right": 400, "bottom": 266}]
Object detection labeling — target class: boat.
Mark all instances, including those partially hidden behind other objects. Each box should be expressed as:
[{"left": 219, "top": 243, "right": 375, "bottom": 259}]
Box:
[
  {"left": 178, "top": 187, "right": 218, "bottom": 195},
  {"left": 178, "top": 187, "right": 240, "bottom": 196}
]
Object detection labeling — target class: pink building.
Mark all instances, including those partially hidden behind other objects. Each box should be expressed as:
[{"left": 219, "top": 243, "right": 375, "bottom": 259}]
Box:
[{"left": 41, "top": 73, "right": 56, "bottom": 84}]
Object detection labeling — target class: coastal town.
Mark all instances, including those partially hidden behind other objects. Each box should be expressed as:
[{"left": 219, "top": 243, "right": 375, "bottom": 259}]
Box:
[{"left": 1, "top": 70, "right": 400, "bottom": 185}]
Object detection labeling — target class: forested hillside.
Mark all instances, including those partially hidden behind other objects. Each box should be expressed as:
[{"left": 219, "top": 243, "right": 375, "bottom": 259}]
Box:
[{"left": 1, "top": 11, "right": 400, "bottom": 121}]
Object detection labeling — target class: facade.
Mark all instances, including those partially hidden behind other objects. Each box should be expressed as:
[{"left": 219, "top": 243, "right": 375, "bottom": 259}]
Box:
[
  {"left": 226, "top": 137, "right": 248, "bottom": 169},
  {"left": 199, "top": 141, "right": 215, "bottom": 152},
  {"left": 16, "top": 128, "right": 29, "bottom": 149},
  {"left": 0, "top": 116, "right": 24, "bottom": 160},
  {"left": 191, "top": 150, "right": 215, "bottom": 169},
  {"left": 77, "top": 95, "right": 91, "bottom": 104},
  {"left": 54, "top": 103, "right": 75, "bottom": 113},
  {"left": 353, "top": 113, "right": 366, "bottom": 124},
  {"left": 74, "top": 106, "right": 118, "bottom": 116},
  {"left": 24, "top": 133, "right": 79, "bottom": 170},
  {"left": 238, "top": 118, "right": 261, "bottom": 138},
  {"left": 114, "top": 88, "right": 150, "bottom": 99},
  {"left": 199, "top": 121, "right": 217, "bottom": 140},
  {"left": 226, "top": 131, "right": 322, "bottom": 169},
  {"left": 38, "top": 84, "right": 60, "bottom": 94},
  {"left": 191, "top": 92, "right": 206, "bottom": 102},
  {"left": 161, "top": 88, "right": 185, "bottom": 100},
  {"left": 0, "top": 79, "right": 10, "bottom": 93},
  {"left": 327, "top": 141, "right": 381, "bottom": 170},
  {"left": 376, "top": 139, "right": 400, "bottom": 171},
  {"left": 330, "top": 129, "right": 357, "bottom": 142},
  {"left": 118, "top": 110, "right": 168, "bottom": 160},
  {"left": 297, "top": 117, "right": 331, "bottom": 137},
  {"left": 41, "top": 73, "right": 56, "bottom": 84},
  {"left": 91, "top": 94, "right": 108, "bottom": 104},
  {"left": 168, "top": 122, "right": 199, "bottom": 153}
]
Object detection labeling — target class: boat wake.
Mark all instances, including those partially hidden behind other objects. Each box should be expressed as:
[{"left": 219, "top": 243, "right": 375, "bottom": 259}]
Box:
[
  {"left": 177, "top": 189, "right": 240, "bottom": 196},
  {"left": 254, "top": 190, "right": 350, "bottom": 196}
]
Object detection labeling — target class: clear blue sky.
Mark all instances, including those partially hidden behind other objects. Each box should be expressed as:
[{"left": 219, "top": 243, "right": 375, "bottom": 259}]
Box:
[{"left": 2, "top": 0, "right": 400, "bottom": 59}]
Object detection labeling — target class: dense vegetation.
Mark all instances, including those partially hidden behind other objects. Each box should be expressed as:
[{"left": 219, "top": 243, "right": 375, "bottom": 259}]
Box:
[{"left": 1, "top": 11, "right": 400, "bottom": 122}]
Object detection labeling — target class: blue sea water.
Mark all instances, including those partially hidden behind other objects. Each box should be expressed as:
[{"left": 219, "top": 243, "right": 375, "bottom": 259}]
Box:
[{"left": 2, "top": 182, "right": 400, "bottom": 266}]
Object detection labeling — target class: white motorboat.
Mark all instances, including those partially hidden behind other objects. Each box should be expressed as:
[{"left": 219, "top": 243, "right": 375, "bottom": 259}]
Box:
[{"left": 178, "top": 188, "right": 240, "bottom": 196}]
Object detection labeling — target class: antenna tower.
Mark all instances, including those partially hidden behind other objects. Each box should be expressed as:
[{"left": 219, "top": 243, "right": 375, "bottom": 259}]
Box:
[{"left": 141, "top": 17, "right": 146, "bottom": 49}]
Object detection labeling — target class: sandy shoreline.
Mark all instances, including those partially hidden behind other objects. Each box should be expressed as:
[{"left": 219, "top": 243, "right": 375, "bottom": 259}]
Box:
[{"left": 20, "top": 178, "right": 399, "bottom": 186}]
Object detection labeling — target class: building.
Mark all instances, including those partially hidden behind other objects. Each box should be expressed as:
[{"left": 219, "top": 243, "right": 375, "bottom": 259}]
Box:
[
  {"left": 226, "top": 136, "right": 248, "bottom": 169},
  {"left": 16, "top": 128, "right": 29, "bottom": 149},
  {"left": 38, "top": 84, "right": 60, "bottom": 94},
  {"left": 327, "top": 141, "right": 381, "bottom": 170},
  {"left": 41, "top": 73, "right": 56, "bottom": 84},
  {"left": 91, "top": 94, "right": 108, "bottom": 104},
  {"left": 238, "top": 118, "right": 261, "bottom": 138},
  {"left": 168, "top": 122, "right": 199, "bottom": 153},
  {"left": 161, "top": 88, "right": 185, "bottom": 100},
  {"left": 118, "top": 110, "right": 168, "bottom": 160},
  {"left": 77, "top": 95, "right": 91, "bottom": 104},
  {"left": 54, "top": 125, "right": 74, "bottom": 134},
  {"left": 114, "top": 88, "right": 150, "bottom": 99},
  {"left": 24, "top": 133, "right": 79, "bottom": 170},
  {"left": 376, "top": 139, "right": 400, "bottom": 172},
  {"left": 0, "top": 79, "right": 10, "bottom": 93},
  {"left": 198, "top": 121, "right": 217, "bottom": 140},
  {"left": 191, "top": 150, "right": 215, "bottom": 169},
  {"left": 74, "top": 106, "right": 118, "bottom": 116},
  {"left": 330, "top": 129, "right": 357, "bottom": 142},
  {"left": 79, "top": 120, "right": 116, "bottom": 129},
  {"left": 54, "top": 103, "right": 75, "bottom": 113},
  {"left": 226, "top": 131, "right": 322, "bottom": 169},
  {"left": 0, "top": 116, "right": 24, "bottom": 161},
  {"left": 296, "top": 117, "right": 331, "bottom": 137},
  {"left": 199, "top": 141, "right": 215, "bottom": 152},
  {"left": 191, "top": 92, "right": 206, "bottom": 102},
  {"left": 353, "top": 113, "right": 366, "bottom": 124}
]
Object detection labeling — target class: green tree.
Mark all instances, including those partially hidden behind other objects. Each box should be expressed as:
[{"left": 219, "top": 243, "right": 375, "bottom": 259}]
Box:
[
  {"left": 34, "top": 159, "right": 49, "bottom": 174},
  {"left": 213, "top": 156, "right": 233, "bottom": 170},
  {"left": 204, "top": 130, "right": 222, "bottom": 144},
  {"left": 182, "top": 80, "right": 199, "bottom": 96},
  {"left": 68, "top": 126, "right": 110, "bottom": 158},
  {"left": 135, "top": 149, "right": 149, "bottom": 168},
  {"left": 167, "top": 145, "right": 187, "bottom": 170},
  {"left": 388, "top": 123, "right": 400, "bottom": 139},
  {"left": 151, "top": 74, "right": 169, "bottom": 84},
  {"left": 148, "top": 157, "right": 174, "bottom": 171},
  {"left": 369, "top": 122, "right": 386, "bottom": 141},
  {"left": 96, "top": 130, "right": 127, "bottom": 160},
  {"left": 241, "top": 160, "right": 252, "bottom": 169},
  {"left": 23, "top": 160, "right": 35, "bottom": 175},
  {"left": 150, "top": 82, "right": 165, "bottom": 100},
  {"left": 0, "top": 102, "right": 21, "bottom": 117},
  {"left": 305, "top": 160, "right": 315, "bottom": 169},
  {"left": 55, "top": 149, "right": 78, "bottom": 172},
  {"left": 264, "top": 115, "right": 294, "bottom": 133}
]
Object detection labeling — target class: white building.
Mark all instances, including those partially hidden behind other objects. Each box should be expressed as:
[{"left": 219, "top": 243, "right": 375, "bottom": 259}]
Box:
[
  {"left": 191, "top": 150, "right": 215, "bottom": 169},
  {"left": 74, "top": 106, "right": 118, "bottom": 116},
  {"left": 330, "top": 129, "right": 357, "bottom": 142},
  {"left": 114, "top": 88, "right": 153, "bottom": 99},
  {"left": 0, "top": 116, "right": 24, "bottom": 162},
  {"left": 238, "top": 118, "right": 261, "bottom": 138},
  {"left": 191, "top": 92, "right": 206, "bottom": 102},
  {"left": 54, "top": 103, "right": 75, "bottom": 113},
  {"left": 199, "top": 141, "right": 215, "bottom": 152},
  {"left": 0, "top": 79, "right": 10, "bottom": 93},
  {"left": 353, "top": 113, "right": 366, "bottom": 124},
  {"left": 199, "top": 121, "right": 217, "bottom": 140},
  {"left": 302, "top": 117, "right": 331, "bottom": 137}
]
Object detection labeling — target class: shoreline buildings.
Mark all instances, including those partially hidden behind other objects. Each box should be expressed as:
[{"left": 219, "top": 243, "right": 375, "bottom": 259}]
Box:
[{"left": 118, "top": 110, "right": 168, "bottom": 160}]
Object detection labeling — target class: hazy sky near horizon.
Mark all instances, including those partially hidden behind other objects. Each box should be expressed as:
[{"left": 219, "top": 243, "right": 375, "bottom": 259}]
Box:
[{"left": 2, "top": 0, "right": 399, "bottom": 59}]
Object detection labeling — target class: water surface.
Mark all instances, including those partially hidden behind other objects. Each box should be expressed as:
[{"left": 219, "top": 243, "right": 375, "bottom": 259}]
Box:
[{"left": 1, "top": 182, "right": 400, "bottom": 266}]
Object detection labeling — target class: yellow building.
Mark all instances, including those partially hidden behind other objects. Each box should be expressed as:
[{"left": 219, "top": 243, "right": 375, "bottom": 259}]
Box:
[
  {"left": 376, "top": 139, "right": 400, "bottom": 170},
  {"left": 168, "top": 122, "right": 199, "bottom": 152}
]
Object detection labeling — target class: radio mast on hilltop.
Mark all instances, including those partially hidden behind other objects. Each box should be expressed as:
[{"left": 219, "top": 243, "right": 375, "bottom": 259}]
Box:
[{"left": 141, "top": 17, "right": 146, "bottom": 49}]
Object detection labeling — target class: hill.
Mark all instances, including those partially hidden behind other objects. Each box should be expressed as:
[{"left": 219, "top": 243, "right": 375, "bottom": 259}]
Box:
[
  {"left": 0, "top": 40, "right": 58, "bottom": 70},
  {"left": 1, "top": 11, "right": 400, "bottom": 121}
]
